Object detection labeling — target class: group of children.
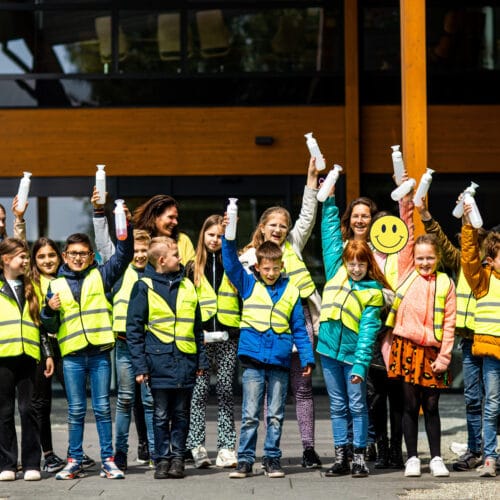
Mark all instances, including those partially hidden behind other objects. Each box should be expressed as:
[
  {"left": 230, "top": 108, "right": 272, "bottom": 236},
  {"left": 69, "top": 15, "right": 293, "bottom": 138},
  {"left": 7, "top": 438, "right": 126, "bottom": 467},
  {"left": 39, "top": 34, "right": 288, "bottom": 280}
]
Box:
[{"left": 0, "top": 155, "right": 499, "bottom": 484}]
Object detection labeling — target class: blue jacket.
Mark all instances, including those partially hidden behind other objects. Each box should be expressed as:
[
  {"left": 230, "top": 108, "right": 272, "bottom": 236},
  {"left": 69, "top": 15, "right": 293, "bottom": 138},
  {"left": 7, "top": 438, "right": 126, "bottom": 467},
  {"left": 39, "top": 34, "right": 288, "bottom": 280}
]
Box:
[
  {"left": 222, "top": 237, "right": 314, "bottom": 370},
  {"left": 318, "top": 196, "right": 383, "bottom": 380},
  {"left": 126, "top": 263, "right": 209, "bottom": 390}
]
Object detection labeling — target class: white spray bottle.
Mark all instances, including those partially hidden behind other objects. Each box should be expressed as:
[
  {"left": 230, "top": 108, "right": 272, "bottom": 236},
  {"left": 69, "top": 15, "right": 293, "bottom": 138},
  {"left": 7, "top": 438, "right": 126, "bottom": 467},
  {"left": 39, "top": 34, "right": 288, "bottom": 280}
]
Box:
[
  {"left": 412, "top": 168, "right": 435, "bottom": 206},
  {"left": 317, "top": 164, "right": 343, "bottom": 202},
  {"left": 95, "top": 164, "right": 106, "bottom": 205},
  {"left": 452, "top": 182, "right": 479, "bottom": 219},
  {"left": 114, "top": 199, "right": 128, "bottom": 241},
  {"left": 16, "top": 171, "right": 32, "bottom": 212},
  {"left": 391, "top": 178, "right": 416, "bottom": 201},
  {"left": 463, "top": 190, "right": 483, "bottom": 229},
  {"left": 391, "top": 145, "right": 405, "bottom": 186},
  {"left": 304, "top": 132, "right": 326, "bottom": 171},
  {"left": 225, "top": 198, "right": 238, "bottom": 240}
]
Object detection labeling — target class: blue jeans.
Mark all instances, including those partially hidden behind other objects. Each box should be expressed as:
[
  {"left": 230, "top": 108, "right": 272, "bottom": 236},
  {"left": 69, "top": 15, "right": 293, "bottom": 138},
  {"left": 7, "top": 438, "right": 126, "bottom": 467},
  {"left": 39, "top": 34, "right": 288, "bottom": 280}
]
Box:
[
  {"left": 114, "top": 339, "right": 155, "bottom": 457},
  {"left": 63, "top": 351, "right": 113, "bottom": 462},
  {"left": 482, "top": 355, "right": 500, "bottom": 459},
  {"left": 152, "top": 388, "right": 192, "bottom": 461},
  {"left": 321, "top": 355, "right": 368, "bottom": 449},
  {"left": 238, "top": 367, "right": 288, "bottom": 464},
  {"left": 461, "top": 338, "right": 483, "bottom": 453}
]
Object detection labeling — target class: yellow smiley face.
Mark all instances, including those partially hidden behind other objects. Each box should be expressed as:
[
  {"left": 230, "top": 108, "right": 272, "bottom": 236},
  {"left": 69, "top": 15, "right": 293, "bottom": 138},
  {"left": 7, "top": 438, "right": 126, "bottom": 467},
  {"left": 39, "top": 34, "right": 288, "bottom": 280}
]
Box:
[{"left": 369, "top": 215, "right": 409, "bottom": 254}]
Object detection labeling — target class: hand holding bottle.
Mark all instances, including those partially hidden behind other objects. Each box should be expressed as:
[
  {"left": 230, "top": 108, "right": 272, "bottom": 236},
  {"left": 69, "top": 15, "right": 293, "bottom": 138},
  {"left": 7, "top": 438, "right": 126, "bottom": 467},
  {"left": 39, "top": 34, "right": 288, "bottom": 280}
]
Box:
[
  {"left": 91, "top": 185, "right": 107, "bottom": 209},
  {"left": 11, "top": 195, "right": 28, "bottom": 220},
  {"left": 306, "top": 156, "right": 322, "bottom": 190}
]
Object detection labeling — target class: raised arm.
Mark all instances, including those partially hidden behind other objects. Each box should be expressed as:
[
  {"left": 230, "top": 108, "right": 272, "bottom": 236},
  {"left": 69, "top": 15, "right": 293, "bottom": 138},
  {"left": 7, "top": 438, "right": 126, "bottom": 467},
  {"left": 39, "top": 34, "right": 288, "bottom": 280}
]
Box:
[{"left": 321, "top": 195, "right": 344, "bottom": 282}]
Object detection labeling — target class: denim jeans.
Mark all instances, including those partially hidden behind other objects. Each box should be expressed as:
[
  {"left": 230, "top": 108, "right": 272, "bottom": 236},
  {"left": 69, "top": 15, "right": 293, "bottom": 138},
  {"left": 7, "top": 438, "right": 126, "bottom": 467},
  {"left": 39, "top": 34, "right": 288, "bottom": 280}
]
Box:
[
  {"left": 482, "top": 355, "right": 500, "bottom": 458},
  {"left": 152, "top": 388, "right": 192, "bottom": 461},
  {"left": 461, "top": 338, "right": 483, "bottom": 453},
  {"left": 114, "top": 339, "right": 155, "bottom": 457},
  {"left": 238, "top": 366, "right": 289, "bottom": 464},
  {"left": 321, "top": 355, "right": 368, "bottom": 449},
  {"left": 63, "top": 351, "right": 113, "bottom": 462}
]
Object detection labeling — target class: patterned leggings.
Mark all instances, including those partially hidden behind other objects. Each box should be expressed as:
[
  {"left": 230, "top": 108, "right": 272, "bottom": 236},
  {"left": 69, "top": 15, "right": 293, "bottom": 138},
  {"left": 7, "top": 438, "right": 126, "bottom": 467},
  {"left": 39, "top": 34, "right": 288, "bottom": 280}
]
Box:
[{"left": 186, "top": 338, "right": 238, "bottom": 450}]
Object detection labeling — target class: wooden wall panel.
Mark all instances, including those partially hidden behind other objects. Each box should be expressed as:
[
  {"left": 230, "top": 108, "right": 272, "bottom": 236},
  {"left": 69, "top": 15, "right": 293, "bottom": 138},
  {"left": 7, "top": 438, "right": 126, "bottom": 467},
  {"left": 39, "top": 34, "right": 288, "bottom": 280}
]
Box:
[{"left": 0, "top": 107, "right": 345, "bottom": 177}]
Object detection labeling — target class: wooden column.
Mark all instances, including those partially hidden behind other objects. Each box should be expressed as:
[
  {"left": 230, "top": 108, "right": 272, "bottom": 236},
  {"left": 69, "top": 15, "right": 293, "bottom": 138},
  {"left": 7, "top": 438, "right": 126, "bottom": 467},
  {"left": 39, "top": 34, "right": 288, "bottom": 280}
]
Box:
[
  {"left": 344, "top": 0, "right": 360, "bottom": 202},
  {"left": 400, "top": 0, "right": 427, "bottom": 236}
]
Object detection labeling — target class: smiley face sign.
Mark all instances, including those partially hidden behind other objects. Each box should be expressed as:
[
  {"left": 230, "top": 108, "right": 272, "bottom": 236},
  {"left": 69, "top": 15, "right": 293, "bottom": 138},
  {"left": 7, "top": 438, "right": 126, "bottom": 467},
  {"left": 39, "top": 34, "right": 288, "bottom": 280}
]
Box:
[{"left": 370, "top": 215, "right": 409, "bottom": 254}]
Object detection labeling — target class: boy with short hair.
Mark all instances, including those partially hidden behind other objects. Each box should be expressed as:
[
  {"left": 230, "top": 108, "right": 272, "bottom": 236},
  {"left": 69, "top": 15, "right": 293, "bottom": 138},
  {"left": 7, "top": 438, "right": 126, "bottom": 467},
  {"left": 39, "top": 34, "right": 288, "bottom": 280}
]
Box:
[
  {"left": 127, "top": 236, "right": 208, "bottom": 479},
  {"left": 41, "top": 229, "right": 134, "bottom": 480},
  {"left": 222, "top": 237, "right": 315, "bottom": 479}
]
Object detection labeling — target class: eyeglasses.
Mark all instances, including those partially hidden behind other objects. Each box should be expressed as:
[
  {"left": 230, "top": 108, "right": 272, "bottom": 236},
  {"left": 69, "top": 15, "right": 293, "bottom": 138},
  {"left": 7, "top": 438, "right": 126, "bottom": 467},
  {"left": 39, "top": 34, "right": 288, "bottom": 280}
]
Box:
[
  {"left": 66, "top": 251, "right": 93, "bottom": 259},
  {"left": 346, "top": 262, "right": 368, "bottom": 270}
]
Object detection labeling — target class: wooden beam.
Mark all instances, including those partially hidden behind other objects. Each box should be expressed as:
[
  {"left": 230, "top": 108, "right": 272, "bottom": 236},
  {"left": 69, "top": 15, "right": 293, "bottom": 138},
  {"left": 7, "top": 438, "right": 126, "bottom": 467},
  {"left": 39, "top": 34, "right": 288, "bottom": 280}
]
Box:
[
  {"left": 400, "top": 0, "right": 427, "bottom": 236},
  {"left": 344, "top": 0, "right": 360, "bottom": 202}
]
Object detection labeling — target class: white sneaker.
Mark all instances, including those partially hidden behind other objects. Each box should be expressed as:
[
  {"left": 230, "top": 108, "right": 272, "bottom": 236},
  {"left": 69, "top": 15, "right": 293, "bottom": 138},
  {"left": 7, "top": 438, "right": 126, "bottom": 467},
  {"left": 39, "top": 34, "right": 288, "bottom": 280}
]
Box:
[
  {"left": 404, "top": 456, "right": 421, "bottom": 477},
  {"left": 191, "top": 445, "right": 212, "bottom": 469},
  {"left": 216, "top": 449, "right": 237, "bottom": 468},
  {"left": 0, "top": 470, "right": 16, "bottom": 481},
  {"left": 430, "top": 456, "right": 449, "bottom": 477},
  {"left": 24, "top": 470, "right": 41, "bottom": 481},
  {"left": 449, "top": 442, "right": 468, "bottom": 456}
]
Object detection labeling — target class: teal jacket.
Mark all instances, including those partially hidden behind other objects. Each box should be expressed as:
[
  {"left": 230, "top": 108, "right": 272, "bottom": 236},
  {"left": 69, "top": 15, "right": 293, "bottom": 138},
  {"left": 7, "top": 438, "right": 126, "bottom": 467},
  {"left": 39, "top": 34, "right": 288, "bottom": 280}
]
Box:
[{"left": 317, "top": 196, "right": 383, "bottom": 380}]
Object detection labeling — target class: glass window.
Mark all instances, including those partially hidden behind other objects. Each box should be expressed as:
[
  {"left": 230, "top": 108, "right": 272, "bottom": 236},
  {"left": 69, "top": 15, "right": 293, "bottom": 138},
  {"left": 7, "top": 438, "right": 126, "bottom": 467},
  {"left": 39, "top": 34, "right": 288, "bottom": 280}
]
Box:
[
  {"left": 0, "top": 196, "right": 38, "bottom": 241},
  {"left": 0, "top": 11, "right": 35, "bottom": 74}
]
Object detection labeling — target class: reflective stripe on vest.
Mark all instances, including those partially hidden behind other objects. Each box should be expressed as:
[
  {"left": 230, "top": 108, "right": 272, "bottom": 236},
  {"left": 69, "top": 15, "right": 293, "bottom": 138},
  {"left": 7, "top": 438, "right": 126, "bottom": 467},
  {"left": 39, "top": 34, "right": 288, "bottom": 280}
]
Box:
[
  {"left": 282, "top": 241, "right": 316, "bottom": 299},
  {"left": 320, "top": 266, "right": 383, "bottom": 333},
  {"left": 196, "top": 274, "right": 240, "bottom": 327},
  {"left": 142, "top": 277, "right": 198, "bottom": 354},
  {"left": 113, "top": 265, "right": 139, "bottom": 333},
  {"left": 50, "top": 269, "right": 114, "bottom": 356},
  {"left": 474, "top": 272, "right": 500, "bottom": 336},
  {"left": 0, "top": 287, "right": 40, "bottom": 361},
  {"left": 240, "top": 279, "right": 299, "bottom": 334},
  {"left": 386, "top": 270, "right": 452, "bottom": 342},
  {"left": 455, "top": 269, "right": 475, "bottom": 330}
]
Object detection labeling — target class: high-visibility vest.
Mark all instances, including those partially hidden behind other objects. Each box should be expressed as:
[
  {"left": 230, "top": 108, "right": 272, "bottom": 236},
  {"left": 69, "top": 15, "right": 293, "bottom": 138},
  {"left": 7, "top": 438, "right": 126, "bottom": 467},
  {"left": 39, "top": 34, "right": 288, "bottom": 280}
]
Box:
[
  {"left": 240, "top": 280, "right": 299, "bottom": 334},
  {"left": 474, "top": 272, "right": 500, "bottom": 336},
  {"left": 50, "top": 269, "right": 114, "bottom": 356},
  {"left": 320, "top": 266, "right": 383, "bottom": 333},
  {"left": 142, "top": 277, "right": 198, "bottom": 354},
  {"left": 455, "top": 269, "right": 475, "bottom": 331},
  {"left": 196, "top": 273, "right": 240, "bottom": 327},
  {"left": 112, "top": 265, "right": 139, "bottom": 333},
  {"left": 381, "top": 252, "right": 399, "bottom": 290},
  {"left": 282, "top": 241, "right": 316, "bottom": 299},
  {"left": 386, "top": 270, "right": 452, "bottom": 342},
  {"left": 0, "top": 282, "right": 40, "bottom": 361}
]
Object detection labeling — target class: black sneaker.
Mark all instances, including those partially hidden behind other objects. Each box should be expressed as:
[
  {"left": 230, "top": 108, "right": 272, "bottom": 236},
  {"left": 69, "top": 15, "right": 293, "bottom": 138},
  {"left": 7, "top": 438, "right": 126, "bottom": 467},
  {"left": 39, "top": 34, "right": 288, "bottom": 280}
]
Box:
[
  {"left": 351, "top": 449, "right": 369, "bottom": 478},
  {"left": 264, "top": 457, "right": 285, "bottom": 478},
  {"left": 82, "top": 454, "right": 96, "bottom": 470},
  {"left": 452, "top": 450, "right": 482, "bottom": 471},
  {"left": 43, "top": 453, "right": 66, "bottom": 473},
  {"left": 154, "top": 460, "right": 170, "bottom": 479},
  {"left": 167, "top": 458, "right": 185, "bottom": 479},
  {"left": 137, "top": 441, "right": 150, "bottom": 464},
  {"left": 229, "top": 461, "right": 253, "bottom": 478},
  {"left": 326, "top": 445, "right": 350, "bottom": 477},
  {"left": 302, "top": 447, "right": 322, "bottom": 468},
  {"left": 114, "top": 451, "right": 128, "bottom": 472}
]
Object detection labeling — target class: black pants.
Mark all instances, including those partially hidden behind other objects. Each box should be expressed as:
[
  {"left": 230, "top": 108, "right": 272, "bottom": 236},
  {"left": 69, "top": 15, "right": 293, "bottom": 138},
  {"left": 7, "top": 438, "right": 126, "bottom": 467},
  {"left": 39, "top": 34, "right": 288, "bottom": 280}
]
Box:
[
  {"left": 31, "top": 337, "right": 66, "bottom": 454},
  {"left": 0, "top": 355, "right": 41, "bottom": 472}
]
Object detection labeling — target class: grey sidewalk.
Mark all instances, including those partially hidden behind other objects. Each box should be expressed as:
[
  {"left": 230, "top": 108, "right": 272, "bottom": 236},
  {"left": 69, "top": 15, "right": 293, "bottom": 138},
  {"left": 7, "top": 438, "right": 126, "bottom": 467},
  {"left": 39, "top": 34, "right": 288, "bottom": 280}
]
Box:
[{"left": 1, "top": 393, "right": 498, "bottom": 500}]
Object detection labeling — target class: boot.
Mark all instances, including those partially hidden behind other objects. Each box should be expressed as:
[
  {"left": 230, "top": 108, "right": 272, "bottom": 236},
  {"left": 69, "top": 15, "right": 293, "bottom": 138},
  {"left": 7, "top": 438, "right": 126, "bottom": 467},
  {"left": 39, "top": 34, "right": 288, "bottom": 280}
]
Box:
[
  {"left": 388, "top": 439, "right": 404, "bottom": 469},
  {"left": 374, "top": 437, "right": 390, "bottom": 469},
  {"left": 366, "top": 442, "right": 377, "bottom": 462},
  {"left": 351, "top": 448, "right": 369, "bottom": 478},
  {"left": 325, "top": 445, "right": 350, "bottom": 477}
]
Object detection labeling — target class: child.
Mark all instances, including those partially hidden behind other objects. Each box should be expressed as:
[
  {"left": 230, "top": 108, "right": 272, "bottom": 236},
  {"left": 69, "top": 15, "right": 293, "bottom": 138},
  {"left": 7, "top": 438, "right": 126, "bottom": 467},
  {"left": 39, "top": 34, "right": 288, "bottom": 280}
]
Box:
[
  {"left": 461, "top": 219, "right": 500, "bottom": 477},
  {"left": 238, "top": 157, "right": 322, "bottom": 468},
  {"left": 41, "top": 229, "right": 133, "bottom": 480},
  {"left": 0, "top": 238, "right": 54, "bottom": 482},
  {"left": 127, "top": 237, "right": 208, "bottom": 480},
  {"left": 223, "top": 233, "right": 315, "bottom": 479},
  {"left": 113, "top": 230, "right": 155, "bottom": 472},
  {"left": 386, "top": 233, "right": 456, "bottom": 478},
  {"left": 185, "top": 215, "right": 240, "bottom": 469},
  {"left": 319, "top": 192, "right": 390, "bottom": 478}
]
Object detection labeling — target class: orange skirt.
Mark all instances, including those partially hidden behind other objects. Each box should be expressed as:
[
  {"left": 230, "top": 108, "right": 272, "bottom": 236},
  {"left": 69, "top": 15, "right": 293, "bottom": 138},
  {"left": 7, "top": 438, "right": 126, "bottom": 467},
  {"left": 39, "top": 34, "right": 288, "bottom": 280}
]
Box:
[{"left": 387, "top": 335, "right": 451, "bottom": 389}]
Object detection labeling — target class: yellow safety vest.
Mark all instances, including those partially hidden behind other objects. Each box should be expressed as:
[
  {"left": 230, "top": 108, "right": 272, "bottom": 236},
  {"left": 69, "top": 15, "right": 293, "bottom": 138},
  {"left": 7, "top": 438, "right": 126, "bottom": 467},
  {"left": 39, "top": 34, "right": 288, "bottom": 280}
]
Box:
[
  {"left": 196, "top": 274, "right": 240, "bottom": 327},
  {"left": 282, "top": 241, "right": 316, "bottom": 299},
  {"left": 240, "top": 279, "right": 299, "bottom": 334},
  {"left": 113, "top": 265, "right": 140, "bottom": 333},
  {"left": 50, "top": 269, "right": 114, "bottom": 356},
  {"left": 0, "top": 283, "right": 40, "bottom": 361},
  {"left": 455, "top": 269, "right": 475, "bottom": 331},
  {"left": 320, "top": 266, "right": 383, "bottom": 333},
  {"left": 474, "top": 272, "right": 500, "bottom": 337},
  {"left": 34, "top": 274, "right": 51, "bottom": 311},
  {"left": 142, "top": 277, "right": 198, "bottom": 354},
  {"left": 386, "top": 270, "right": 452, "bottom": 342},
  {"left": 381, "top": 252, "right": 399, "bottom": 290}
]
